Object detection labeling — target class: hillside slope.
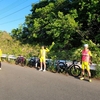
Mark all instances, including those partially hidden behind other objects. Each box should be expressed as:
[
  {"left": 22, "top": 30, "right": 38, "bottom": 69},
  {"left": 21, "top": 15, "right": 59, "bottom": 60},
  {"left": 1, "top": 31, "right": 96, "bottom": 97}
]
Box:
[{"left": 0, "top": 31, "right": 40, "bottom": 57}]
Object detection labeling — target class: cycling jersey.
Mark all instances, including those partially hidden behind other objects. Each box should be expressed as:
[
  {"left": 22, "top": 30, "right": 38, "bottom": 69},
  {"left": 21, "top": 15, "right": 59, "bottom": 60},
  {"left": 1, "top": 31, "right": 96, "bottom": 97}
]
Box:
[
  {"left": 40, "top": 48, "right": 49, "bottom": 58},
  {"left": 82, "top": 49, "right": 92, "bottom": 62},
  {"left": 40, "top": 48, "right": 49, "bottom": 62}
]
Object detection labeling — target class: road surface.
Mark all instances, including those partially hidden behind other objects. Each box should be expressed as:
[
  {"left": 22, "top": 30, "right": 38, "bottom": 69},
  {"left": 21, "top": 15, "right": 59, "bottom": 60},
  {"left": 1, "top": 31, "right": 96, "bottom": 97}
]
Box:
[{"left": 0, "top": 62, "right": 100, "bottom": 100}]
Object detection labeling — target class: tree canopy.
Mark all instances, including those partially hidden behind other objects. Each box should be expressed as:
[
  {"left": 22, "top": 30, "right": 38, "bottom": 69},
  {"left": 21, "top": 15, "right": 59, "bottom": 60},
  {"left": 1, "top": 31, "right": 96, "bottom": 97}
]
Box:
[{"left": 11, "top": 0, "right": 100, "bottom": 49}]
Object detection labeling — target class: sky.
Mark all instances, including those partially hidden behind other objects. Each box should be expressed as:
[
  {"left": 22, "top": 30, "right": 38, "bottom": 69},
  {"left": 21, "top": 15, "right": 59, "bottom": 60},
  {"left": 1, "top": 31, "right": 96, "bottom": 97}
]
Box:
[{"left": 0, "top": 0, "right": 39, "bottom": 33}]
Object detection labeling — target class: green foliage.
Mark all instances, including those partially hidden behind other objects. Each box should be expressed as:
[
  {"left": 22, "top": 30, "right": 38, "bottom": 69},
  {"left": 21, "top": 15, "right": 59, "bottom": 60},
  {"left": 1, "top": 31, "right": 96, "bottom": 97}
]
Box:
[
  {"left": 95, "top": 64, "right": 100, "bottom": 78},
  {"left": 0, "top": 32, "right": 40, "bottom": 58},
  {"left": 11, "top": 0, "right": 79, "bottom": 48},
  {"left": 10, "top": 0, "right": 100, "bottom": 48},
  {"left": 47, "top": 65, "right": 56, "bottom": 73}
]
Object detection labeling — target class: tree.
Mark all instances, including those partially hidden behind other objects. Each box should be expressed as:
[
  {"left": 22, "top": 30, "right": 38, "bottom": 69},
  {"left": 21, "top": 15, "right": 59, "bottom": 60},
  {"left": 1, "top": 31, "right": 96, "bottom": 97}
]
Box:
[{"left": 11, "top": 0, "right": 100, "bottom": 49}]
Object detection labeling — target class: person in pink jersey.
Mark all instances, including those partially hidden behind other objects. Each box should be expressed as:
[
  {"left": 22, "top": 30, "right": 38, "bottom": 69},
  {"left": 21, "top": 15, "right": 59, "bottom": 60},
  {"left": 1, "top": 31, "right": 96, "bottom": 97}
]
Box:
[{"left": 80, "top": 44, "right": 92, "bottom": 82}]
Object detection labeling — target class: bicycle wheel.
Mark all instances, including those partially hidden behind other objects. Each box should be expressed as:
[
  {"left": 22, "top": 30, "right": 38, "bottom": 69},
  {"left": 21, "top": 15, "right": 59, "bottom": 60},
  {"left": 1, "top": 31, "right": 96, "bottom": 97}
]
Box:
[{"left": 70, "top": 64, "right": 81, "bottom": 77}]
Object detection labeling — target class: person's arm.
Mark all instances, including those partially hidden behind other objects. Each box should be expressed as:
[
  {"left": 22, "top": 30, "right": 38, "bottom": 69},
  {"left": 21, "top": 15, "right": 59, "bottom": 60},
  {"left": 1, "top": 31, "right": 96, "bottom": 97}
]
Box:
[
  {"left": 45, "top": 42, "right": 55, "bottom": 52},
  {"left": 0, "top": 50, "right": 2, "bottom": 57},
  {"left": 80, "top": 50, "right": 83, "bottom": 64},
  {"left": 80, "top": 55, "right": 82, "bottom": 64},
  {"left": 46, "top": 48, "right": 49, "bottom": 52},
  {"left": 38, "top": 50, "right": 41, "bottom": 58},
  {"left": 48, "top": 42, "right": 55, "bottom": 51},
  {"left": 89, "top": 51, "right": 92, "bottom": 64}
]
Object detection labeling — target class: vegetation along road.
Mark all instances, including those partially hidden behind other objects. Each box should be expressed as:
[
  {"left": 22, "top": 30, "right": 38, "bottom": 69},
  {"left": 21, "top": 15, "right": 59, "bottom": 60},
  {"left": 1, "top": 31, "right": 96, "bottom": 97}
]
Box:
[{"left": 0, "top": 62, "right": 100, "bottom": 100}]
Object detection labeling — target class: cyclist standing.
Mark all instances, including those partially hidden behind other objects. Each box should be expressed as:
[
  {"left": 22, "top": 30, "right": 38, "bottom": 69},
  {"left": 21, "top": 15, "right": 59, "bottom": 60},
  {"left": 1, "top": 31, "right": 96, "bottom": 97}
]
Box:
[
  {"left": 39, "top": 46, "right": 49, "bottom": 72},
  {"left": 39, "top": 42, "right": 55, "bottom": 72},
  {"left": 80, "top": 44, "right": 92, "bottom": 82},
  {"left": 0, "top": 49, "right": 2, "bottom": 70}
]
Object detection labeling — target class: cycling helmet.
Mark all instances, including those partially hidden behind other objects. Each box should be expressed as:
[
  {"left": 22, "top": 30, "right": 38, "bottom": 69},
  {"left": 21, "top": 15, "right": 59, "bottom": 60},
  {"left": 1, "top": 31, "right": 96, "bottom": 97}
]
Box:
[{"left": 84, "top": 44, "right": 88, "bottom": 47}]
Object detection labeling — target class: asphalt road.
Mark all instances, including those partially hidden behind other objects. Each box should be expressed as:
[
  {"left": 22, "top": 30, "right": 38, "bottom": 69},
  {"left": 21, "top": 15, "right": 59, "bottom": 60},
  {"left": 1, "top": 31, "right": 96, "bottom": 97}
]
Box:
[{"left": 0, "top": 62, "right": 100, "bottom": 100}]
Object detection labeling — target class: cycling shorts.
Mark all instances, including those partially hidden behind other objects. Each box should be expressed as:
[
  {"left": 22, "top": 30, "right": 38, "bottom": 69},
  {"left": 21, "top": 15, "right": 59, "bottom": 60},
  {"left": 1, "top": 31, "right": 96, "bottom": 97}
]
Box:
[
  {"left": 40, "top": 57, "right": 45, "bottom": 63},
  {"left": 82, "top": 61, "right": 90, "bottom": 71}
]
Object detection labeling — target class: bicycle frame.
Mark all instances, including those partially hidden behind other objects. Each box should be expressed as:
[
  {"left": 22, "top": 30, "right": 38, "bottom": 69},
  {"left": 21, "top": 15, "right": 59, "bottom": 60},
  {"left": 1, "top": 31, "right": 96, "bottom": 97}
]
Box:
[{"left": 56, "top": 60, "right": 81, "bottom": 77}]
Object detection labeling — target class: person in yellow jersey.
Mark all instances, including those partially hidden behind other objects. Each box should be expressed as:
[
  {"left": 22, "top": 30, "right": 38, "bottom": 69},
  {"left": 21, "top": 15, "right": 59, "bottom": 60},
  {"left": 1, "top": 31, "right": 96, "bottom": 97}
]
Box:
[
  {"left": 39, "top": 42, "right": 55, "bottom": 72},
  {"left": 0, "top": 49, "right": 2, "bottom": 70},
  {"left": 80, "top": 44, "right": 92, "bottom": 82}
]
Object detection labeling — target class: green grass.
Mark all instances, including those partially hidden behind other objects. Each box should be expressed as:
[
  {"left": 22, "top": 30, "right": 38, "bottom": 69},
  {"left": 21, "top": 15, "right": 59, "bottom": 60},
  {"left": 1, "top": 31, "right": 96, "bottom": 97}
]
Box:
[{"left": 0, "top": 32, "right": 40, "bottom": 58}]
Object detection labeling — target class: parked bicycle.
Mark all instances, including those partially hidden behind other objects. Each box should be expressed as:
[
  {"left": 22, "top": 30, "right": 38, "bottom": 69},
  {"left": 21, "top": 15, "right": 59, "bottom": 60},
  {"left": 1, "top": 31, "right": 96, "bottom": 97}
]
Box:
[
  {"left": 27, "top": 57, "right": 51, "bottom": 70},
  {"left": 27, "top": 57, "right": 40, "bottom": 68},
  {"left": 56, "top": 60, "right": 81, "bottom": 77},
  {"left": 15, "top": 55, "right": 26, "bottom": 66}
]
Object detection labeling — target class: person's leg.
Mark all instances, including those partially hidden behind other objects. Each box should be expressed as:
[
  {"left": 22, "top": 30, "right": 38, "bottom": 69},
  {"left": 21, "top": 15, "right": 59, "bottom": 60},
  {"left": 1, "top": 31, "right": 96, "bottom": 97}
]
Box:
[
  {"left": 80, "top": 69, "right": 85, "bottom": 80},
  {"left": 43, "top": 62, "right": 46, "bottom": 71},
  {"left": 81, "top": 69, "right": 85, "bottom": 77},
  {"left": 87, "top": 70, "right": 91, "bottom": 77},
  {"left": 40, "top": 62, "right": 43, "bottom": 70},
  {"left": 86, "top": 64, "right": 92, "bottom": 82},
  {"left": 39, "top": 58, "right": 43, "bottom": 71},
  {"left": 0, "top": 61, "right": 1, "bottom": 70},
  {"left": 80, "top": 62, "right": 85, "bottom": 80},
  {"left": 43, "top": 58, "right": 46, "bottom": 71}
]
